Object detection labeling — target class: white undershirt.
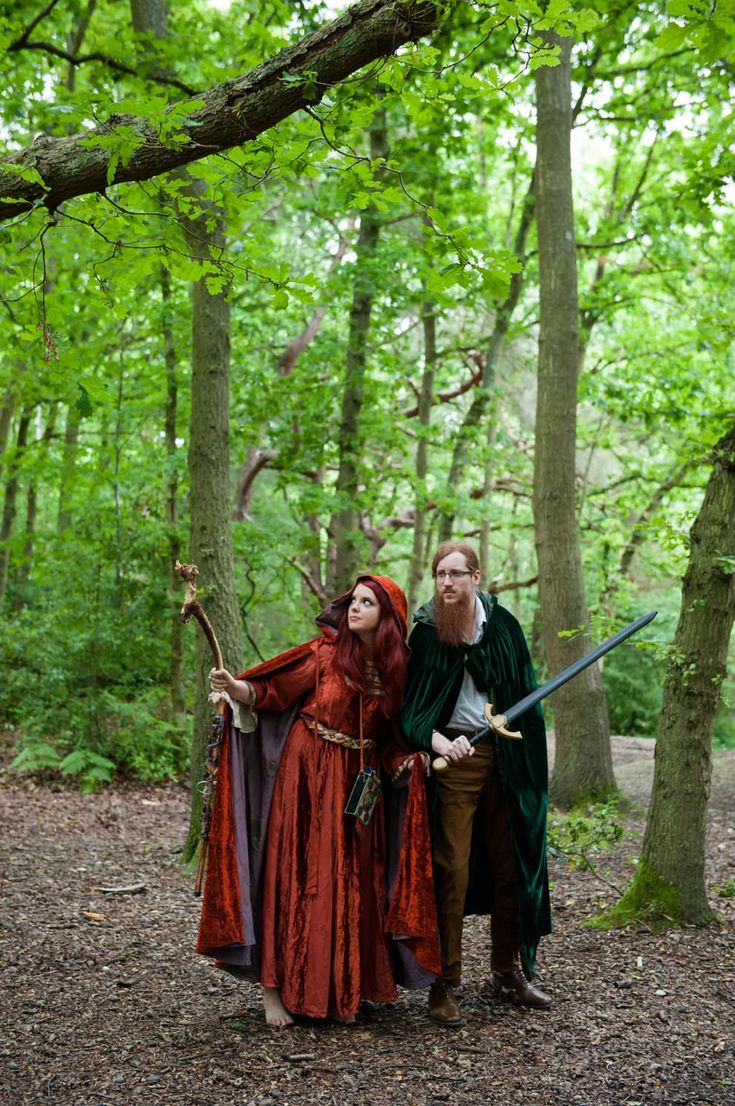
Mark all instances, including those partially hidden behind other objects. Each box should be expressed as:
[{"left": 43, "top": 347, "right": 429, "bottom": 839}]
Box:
[{"left": 447, "top": 595, "right": 488, "bottom": 731}]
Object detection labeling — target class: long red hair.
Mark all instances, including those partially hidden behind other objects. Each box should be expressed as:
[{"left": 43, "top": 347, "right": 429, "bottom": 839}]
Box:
[{"left": 332, "top": 579, "right": 407, "bottom": 718}]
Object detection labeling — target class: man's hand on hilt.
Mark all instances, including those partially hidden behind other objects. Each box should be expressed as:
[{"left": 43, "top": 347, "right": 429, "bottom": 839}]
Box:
[{"left": 431, "top": 730, "right": 475, "bottom": 763}]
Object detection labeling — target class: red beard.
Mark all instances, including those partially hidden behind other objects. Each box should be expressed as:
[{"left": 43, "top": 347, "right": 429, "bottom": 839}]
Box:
[{"left": 435, "top": 591, "right": 474, "bottom": 647}]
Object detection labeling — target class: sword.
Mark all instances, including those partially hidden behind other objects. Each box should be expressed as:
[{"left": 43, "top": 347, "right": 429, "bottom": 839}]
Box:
[{"left": 432, "top": 610, "right": 657, "bottom": 773}]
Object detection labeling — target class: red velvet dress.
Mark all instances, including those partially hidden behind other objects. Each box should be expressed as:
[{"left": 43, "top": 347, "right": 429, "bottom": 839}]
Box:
[{"left": 251, "top": 638, "right": 406, "bottom": 1018}]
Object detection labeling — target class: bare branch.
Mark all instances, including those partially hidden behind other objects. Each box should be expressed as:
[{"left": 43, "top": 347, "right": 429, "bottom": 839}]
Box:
[
  {"left": 8, "top": 0, "right": 63, "bottom": 47},
  {"left": 234, "top": 448, "right": 278, "bottom": 521},
  {"left": 8, "top": 39, "right": 197, "bottom": 95},
  {"left": 278, "top": 226, "right": 353, "bottom": 375},
  {"left": 288, "top": 557, "right": 328, "bottom": 605},
  {"left": 618, "top": 461, "right": 693, "bottom": 579},
  {"left": 488, "top": 574, "right": 539, "bottom": 595},
  {"left": 402, "top": 352, "right": 483, "bottom": 417}
]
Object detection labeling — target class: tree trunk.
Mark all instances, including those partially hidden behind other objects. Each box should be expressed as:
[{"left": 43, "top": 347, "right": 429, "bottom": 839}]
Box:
[
  {"left": 65, "top": 0, "right": 98, "bottom": 91},
  {"left": 129, "top": 0, "right": 243, "bottom": 860},
  {"left": 112, "top": 350, "right": 126, "bottom": 603},
  {"left": 438, "top": 168, "right": 535, "bottom": 544},
  {"left": 160, "top": 265, "right": 185, "bottom": 720},
  {"left": 606, "top": 422, "right": 735, "bottom": 925},
  {"left": 130, "top": 0, "right": 169, "bottom": 40},
  {"left": 0, "top": 385, "right": 16, "bottom": 480},
  {"left": 0, "top": 406, "right": 33, "bottom": 604},
  {"left": 407, "top": 298, "right": 436, "bottom": 616},
  {"left": 128, "top": 0, "right": 185, "bottom": 719},
  {"left": 180, "top": 188, "right": 243, "bottom": 863},
  {"left": 331, "top": 110, "right": 387, "bottom": 593},
  {"left": 0, "top": 0, "right": 437, "bottom": 221},
  {"left": 13, "top": 404, "right": 58, "bottom": 610},
  {"left": 57, "top": 402, "right": 81, "bottom": 533},
  {"left": 533, "top": 34, "right": 614, "bottom": 807}
]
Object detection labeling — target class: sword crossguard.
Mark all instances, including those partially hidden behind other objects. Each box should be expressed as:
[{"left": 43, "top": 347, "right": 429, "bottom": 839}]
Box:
[{"left": 484, "top": 702, "right": 523, "bottom": 741}]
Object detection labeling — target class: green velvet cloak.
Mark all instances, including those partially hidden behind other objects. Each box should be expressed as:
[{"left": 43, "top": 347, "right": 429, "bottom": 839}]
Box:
[{"left": 399, "top": 590, "right": 551, "bottom": 978}]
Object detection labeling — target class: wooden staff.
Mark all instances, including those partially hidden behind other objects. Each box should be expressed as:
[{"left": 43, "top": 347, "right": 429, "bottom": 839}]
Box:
[{"left": 175, "top": 560, "right": 225, "bottom": 895}]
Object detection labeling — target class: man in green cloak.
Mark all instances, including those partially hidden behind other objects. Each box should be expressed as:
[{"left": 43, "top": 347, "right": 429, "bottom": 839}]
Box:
[{"left": 400, "top": 540, "right": 552, "bottom": 1027}]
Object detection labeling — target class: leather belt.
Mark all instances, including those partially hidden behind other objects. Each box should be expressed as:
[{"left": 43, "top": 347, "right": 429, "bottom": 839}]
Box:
[{"left": 303, "top": 716, "right": 376, "bottom": 751}]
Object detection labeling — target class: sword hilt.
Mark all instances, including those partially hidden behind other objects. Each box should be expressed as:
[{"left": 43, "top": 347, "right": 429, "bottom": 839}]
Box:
[
  {"left": 431, "top": 611, "right": 657, "bottom": 774},
  {"left": 431, "top": 704, "right": 523, "bottom": 773}
]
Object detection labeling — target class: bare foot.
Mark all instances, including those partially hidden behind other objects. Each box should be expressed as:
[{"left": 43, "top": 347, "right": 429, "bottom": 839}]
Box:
[
  {"left": 328, "top": 1009, "right": 356, "bottom": 1024},
  {"left": 262, "top": 986, "right": 294, "bottom": 1027}
]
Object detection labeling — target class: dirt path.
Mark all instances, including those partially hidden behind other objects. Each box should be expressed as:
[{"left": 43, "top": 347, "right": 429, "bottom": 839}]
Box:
[{"left": 1, "top": 737, "right": 733, "bottom": 1106}]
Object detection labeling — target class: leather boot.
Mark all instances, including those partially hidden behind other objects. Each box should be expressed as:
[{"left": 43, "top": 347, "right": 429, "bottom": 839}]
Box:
[
  {"left": 429, "top": 980, "right": 463, "bottom": 1027},
  {"left": 493, "top": 969, "right": 552, "bottom": 1009}
]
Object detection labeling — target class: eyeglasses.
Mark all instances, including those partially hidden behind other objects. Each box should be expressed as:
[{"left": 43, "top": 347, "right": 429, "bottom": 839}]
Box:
[{"left": 435, "top": 570, "right": 473, "bottom": 581}]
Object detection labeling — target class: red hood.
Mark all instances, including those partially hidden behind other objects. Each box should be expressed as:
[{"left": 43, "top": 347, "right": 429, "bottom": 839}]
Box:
[{"left": 316, "top": 573, "right": 408, "bottom": 640}]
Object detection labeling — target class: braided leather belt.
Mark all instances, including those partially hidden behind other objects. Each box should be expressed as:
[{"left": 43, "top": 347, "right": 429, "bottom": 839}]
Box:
[{"left": 303, "top": 717, "right": 376, "bottom": 751}]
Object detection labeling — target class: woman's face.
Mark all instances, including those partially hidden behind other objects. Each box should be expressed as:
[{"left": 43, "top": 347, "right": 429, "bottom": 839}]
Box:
[{"left": 347, "top": 582, "right": 381, "bottom": 641}]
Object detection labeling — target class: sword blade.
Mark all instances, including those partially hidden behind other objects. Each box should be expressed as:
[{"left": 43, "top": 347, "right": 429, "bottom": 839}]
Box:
[{"left": 474, "top": 609, "right": 657, "bottom": 743}]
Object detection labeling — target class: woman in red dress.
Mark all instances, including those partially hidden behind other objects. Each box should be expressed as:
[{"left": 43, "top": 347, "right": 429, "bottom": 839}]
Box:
[{"left": 200, "top": 575, "right": 439, "bottom": 1026}]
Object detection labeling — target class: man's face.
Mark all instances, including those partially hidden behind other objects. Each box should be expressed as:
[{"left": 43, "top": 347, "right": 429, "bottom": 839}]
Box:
[{"left": 434, "top": 551, "right": 480, "bottom": 607}]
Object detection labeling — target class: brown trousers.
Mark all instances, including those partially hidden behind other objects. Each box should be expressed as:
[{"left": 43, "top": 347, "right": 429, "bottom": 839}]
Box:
[{"left": 433, "top": 736, "right": 520, "bottom": 984}]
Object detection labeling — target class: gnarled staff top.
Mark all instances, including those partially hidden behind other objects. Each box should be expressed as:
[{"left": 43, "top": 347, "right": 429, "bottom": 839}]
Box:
[{"left": 175, "top": 560, "right": 223, "bottom": 670}]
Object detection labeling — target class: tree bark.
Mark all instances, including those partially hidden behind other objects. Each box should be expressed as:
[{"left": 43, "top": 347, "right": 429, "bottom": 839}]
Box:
[
  {"left": 533, "top": 34, "right": 615, "bottom": 807},
  {"left": 331, "top": 109, "right": 387, "bottom": 593},
  {"left": 128, "top": 0, "right": 243, "bottom": 859},
  {"left": 611, "top": 422, "right": 735, "bottom": 924},
  {"left": 65, "top": 1, "right": 98, "bottom": 92},
  {"left": 0, "top": 385, "right": 17, "bottom": 481},
  {"left": 438, "top": 167, "right": 535, "bottom": 544},
  {"left": 0, "top": 0, "right": 437, "bottom": 221},
  {"left": 57, "top": 402, "right": 81, "bottom": 532},
  {"left": 112, "top": 350, "right": 126, "bottom": 603},
  {"left": 180, "top": 184, "right": 243, "bottom": 863},
  {"left": 130, "top": 0, "right": 169, "bottom": 40},
  {"left": 160, "top": 265, "right": 185, "bottom": 720},
  {"left": 0, "top": 406, "right": 33, "bottom": 604},
  {"left": 12, "top": 403, "right": 58, "bottom": 610},
  {"left": 407, "top": 298, "right": 436, "bottom": 616}
]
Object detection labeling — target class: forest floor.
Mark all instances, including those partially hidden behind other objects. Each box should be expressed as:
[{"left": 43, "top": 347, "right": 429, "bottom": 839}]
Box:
[{"left": 1, "top": 732, "right": 733, "bottom": 1106}]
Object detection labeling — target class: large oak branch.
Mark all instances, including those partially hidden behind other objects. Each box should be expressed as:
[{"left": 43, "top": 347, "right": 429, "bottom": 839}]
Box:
[{"left": 0, "top": 0, "right": 436, "bottom": 222}]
